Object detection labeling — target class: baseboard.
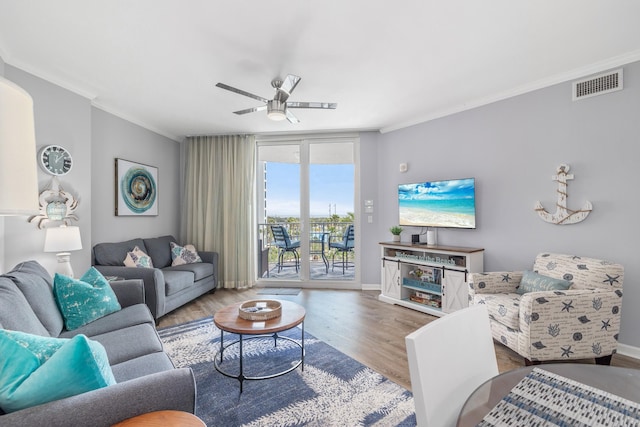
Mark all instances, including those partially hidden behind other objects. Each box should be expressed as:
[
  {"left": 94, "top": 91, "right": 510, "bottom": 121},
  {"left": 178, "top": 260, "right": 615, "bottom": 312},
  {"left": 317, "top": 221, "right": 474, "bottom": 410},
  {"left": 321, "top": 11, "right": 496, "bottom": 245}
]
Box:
[
  {"left": 361, "top": 283, "right": 380, "bottom": 291},
  {"left": 617, "top": 343, "right": 640, "bottom": 360}
]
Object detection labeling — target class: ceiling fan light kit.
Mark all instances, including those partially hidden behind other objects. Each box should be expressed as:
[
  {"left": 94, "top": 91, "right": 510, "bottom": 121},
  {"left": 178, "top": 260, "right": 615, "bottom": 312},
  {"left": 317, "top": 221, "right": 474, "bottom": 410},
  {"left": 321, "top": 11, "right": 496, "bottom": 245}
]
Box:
[
  {"left": 267, "top": 100, "right": 287, "bottom": 121},
  {"left": 216, "top": 74, "right": 336, "bottom": 124}
]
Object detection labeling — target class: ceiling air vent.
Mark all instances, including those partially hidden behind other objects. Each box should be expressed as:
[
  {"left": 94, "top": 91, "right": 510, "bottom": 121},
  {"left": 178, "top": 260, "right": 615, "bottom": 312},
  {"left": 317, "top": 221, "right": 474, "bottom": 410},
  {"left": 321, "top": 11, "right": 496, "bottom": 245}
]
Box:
[{"left": 573, "top": 69, "right": 623, "bottom": 101}]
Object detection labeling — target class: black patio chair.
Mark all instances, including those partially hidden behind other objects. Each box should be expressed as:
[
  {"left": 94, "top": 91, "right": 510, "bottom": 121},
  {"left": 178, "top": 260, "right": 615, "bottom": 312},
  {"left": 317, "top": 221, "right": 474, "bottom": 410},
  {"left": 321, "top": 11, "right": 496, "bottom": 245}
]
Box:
[
  {"left": 270, "top": 225, "right": 301, "bottom": 273},
  {"left": 329, "top": 224, "right": 354, "bottom": 274}
]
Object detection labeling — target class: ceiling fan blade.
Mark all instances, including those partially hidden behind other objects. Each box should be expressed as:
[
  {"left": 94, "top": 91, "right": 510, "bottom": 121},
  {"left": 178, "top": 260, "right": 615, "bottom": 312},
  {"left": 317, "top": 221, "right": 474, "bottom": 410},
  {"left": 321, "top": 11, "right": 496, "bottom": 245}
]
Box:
[
  {"left": 285, "top": 109, "right": 300, "bottom": 123},
  {"left": 233, "top": 105, "right": 267, "bottom": 115},
  {"left": 216, "top": 83, "right": 269, "bottom": 103},
  {"left": 280, "top": 75, "right": 301, "bottom": 96},
  {"left": 287, "top": 101, "right": 337, "bottom": 109}
]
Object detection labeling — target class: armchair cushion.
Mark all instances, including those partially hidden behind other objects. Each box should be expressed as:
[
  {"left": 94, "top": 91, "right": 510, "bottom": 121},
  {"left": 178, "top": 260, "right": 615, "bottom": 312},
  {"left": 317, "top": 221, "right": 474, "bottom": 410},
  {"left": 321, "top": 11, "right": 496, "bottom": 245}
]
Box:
[
  {"left": 479, "top": 293, "right": 521, "bottom": 330},
  {"left": 516, "top": 270, "right": 572, "bottom": 295}
]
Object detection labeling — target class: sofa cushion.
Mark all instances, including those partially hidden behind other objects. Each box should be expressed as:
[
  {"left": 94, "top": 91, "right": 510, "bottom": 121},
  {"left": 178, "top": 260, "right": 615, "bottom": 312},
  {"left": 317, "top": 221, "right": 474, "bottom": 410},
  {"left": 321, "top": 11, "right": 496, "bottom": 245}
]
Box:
[
  {"left": 165, "top": 262, "right": 214, "bottom": 282},
  {"left": 143, "top": 235, "right": 176, "bottom": 269},
  {"left": 170, "top": 242, "right": 202, "bottom": 266},
  {"left": 93, "top": 238, "right": 146, "bottom": 266},
  {"left": 58, "top": 304, "right": 154, "bottom": 339},
  {"left": 516, "top": 270, "right": 572, "bottom": 295},
  {"left": 0, "top": 277, "right": 49, "bottom": 336},
  {"left": 111, "top": 352, "right": 175, "bottom": 382},
  {"left": 0, "top": 333, "right": 115, "bottom": 413},
  {"left": 162, "top": 270, "right": 195, "bottom": 296},
  {"left": 477, "top": 292, "right": 521, "bottom": 331},
  {"left": 88, "top": 323, "right": 163, "bottom": 365},
  {"left": 123, "top": 246, "right": 154, "bottom": 268},
  {"left": 53, "top": 268, "right": 121, "bottom": 330},
  {"left": 3, "top": 261, "right": 64, "bottom": 337}
]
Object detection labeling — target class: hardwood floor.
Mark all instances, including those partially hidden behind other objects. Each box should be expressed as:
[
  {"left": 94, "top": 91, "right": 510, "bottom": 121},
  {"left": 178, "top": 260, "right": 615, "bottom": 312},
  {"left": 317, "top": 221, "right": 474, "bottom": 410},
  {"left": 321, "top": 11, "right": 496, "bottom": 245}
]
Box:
[{"left": 157, "top": 288, "right": 640, "bottom": 391}]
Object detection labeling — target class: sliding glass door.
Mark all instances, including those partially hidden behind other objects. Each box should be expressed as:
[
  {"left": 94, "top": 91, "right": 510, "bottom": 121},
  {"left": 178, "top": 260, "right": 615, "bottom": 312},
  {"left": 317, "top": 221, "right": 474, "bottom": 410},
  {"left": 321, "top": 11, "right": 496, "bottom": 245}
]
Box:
[{"left": 256, "top": 137, "right": 358, "bottom": 287}]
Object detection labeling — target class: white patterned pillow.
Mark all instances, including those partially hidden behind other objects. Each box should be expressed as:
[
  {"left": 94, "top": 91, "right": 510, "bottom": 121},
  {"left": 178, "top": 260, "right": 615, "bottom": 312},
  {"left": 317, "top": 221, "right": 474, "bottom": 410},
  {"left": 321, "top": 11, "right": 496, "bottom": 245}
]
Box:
[
  {"left": 170, "top": 242, "right": 202, "bottom": 266},
  {"left": 123, "top": 246, "right": 154, "bottom": 268}
]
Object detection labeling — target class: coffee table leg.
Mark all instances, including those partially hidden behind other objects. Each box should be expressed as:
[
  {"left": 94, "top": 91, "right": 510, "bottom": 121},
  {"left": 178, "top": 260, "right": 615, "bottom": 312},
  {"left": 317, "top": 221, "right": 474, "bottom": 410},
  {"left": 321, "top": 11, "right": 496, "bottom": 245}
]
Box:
[
  {"left": 238, "top": 334, "right": 244, "bottom": 393},
  {"left": 301, "top": 321, "right": 305, "bottom": 371},
  {"left": 219, "top": 329, "right": 224, "bottom": 362}
]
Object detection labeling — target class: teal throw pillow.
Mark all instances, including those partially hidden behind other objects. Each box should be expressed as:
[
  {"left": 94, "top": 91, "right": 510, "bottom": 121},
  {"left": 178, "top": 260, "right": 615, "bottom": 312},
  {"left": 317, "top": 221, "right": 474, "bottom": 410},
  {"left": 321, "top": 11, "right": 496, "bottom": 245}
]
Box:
[
  {"left": 54, "top": 267, "right": 121, "bottom": 330},
  {"left": 0, "top": 332, "right": 115, "bottom": 413},
  {"left": 516, "top": 270, "right": 572, "bottom": 295},
  {"left": 0, "top": 329, "right": 66, "bottom": 364}
]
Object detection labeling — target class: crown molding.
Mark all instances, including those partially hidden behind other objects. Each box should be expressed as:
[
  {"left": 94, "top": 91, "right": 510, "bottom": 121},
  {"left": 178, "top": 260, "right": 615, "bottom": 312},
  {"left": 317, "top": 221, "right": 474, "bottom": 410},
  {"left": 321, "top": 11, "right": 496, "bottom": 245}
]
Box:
[{"left": 381, "top": 50, "right": 640, "bottom": 134}]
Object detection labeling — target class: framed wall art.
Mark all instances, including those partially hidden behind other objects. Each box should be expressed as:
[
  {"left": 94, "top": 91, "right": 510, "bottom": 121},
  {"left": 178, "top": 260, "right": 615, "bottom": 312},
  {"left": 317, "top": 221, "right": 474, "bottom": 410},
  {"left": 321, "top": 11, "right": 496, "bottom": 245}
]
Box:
[{"left": 115, "top": 158, "right": 158, "bottom": 216}]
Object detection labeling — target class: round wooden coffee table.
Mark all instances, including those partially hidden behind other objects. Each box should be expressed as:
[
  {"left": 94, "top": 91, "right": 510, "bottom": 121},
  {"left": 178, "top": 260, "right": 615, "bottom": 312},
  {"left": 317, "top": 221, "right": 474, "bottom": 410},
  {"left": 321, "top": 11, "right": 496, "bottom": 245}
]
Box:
[
  {"left": 112, "top": 410, "right": 205, "bottom": 426},
  {"left": 213, "top": 299, "right": 305, "bottom": 392}
]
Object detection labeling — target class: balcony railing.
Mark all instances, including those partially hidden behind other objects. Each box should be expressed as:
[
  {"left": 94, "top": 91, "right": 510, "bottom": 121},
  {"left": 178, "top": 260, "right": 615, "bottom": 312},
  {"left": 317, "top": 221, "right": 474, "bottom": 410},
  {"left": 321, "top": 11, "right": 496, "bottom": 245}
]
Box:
[{"left": 258, "top": 222, "right": 355, "bottom": 280}]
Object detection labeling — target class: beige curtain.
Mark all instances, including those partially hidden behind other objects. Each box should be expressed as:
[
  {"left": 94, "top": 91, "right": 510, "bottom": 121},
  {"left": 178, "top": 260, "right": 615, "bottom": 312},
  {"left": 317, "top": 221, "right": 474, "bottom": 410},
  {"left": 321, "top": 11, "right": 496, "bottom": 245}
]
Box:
[{"left": 183, "top": 135, "right": 256, "bottom": 289}]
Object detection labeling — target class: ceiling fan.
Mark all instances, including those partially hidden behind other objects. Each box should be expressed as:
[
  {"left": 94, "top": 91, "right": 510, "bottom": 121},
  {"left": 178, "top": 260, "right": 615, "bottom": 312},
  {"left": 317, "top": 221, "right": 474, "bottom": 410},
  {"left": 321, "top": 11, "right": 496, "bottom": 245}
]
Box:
[{"left": 215, "top": 74, "right": 337, "bottom": 123}]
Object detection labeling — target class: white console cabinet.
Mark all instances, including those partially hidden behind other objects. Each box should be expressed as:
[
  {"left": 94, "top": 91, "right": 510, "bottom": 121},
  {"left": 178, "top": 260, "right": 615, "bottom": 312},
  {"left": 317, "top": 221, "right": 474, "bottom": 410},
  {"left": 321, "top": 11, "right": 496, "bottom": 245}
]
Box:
[{"left": 379, "top": 242, "right": 484, "bottom": 317}]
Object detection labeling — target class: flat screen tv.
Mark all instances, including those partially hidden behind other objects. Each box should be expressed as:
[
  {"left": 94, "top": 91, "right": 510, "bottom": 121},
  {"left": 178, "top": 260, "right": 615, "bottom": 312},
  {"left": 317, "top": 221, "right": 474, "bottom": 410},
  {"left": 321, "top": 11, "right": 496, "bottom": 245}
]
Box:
[{"left": 398, "top": 178, "right": 476, "bottom": 229}]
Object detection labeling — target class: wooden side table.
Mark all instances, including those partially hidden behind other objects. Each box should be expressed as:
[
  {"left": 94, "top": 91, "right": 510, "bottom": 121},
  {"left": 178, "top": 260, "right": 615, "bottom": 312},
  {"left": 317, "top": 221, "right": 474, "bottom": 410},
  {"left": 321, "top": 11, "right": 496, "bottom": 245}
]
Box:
[{"left": 112, "top": 410, "right": 205, "bottom": 426}]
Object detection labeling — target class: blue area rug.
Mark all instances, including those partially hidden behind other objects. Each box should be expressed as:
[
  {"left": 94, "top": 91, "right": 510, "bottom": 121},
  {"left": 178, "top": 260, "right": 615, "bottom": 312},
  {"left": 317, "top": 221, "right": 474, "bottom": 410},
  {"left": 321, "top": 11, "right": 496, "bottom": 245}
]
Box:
[{"left": 158, "top": 317, "right": 416, "bottom": 426}]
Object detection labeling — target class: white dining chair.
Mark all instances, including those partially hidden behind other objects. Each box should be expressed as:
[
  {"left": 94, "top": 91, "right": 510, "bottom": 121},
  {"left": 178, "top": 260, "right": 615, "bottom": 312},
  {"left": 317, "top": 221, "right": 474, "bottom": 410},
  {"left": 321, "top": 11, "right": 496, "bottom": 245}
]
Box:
[{"left": 405, "top": 305, "right": 498, "bottom": 427}]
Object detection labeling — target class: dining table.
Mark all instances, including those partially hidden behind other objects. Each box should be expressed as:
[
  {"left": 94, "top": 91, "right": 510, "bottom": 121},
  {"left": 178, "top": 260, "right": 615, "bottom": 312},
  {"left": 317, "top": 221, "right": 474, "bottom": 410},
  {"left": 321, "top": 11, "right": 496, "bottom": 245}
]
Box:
[{"left": 457, "top": 363, "right": 640, "bottom": 426}]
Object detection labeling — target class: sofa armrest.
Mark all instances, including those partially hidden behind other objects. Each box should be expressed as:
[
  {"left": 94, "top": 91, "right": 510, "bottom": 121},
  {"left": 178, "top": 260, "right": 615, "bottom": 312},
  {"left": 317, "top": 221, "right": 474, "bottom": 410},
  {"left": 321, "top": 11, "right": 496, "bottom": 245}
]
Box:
[
  {"left": 0, "top": 368, "right": 196, "bottom": 427},
  {"left": 518, "top": 288, "right": 623, "bottom": 360},
  {"left": 199, "top": 251, "right": 218, "bottom": 270},
  {"left": 93, "top": 266, "right": 166, "bottom": 319},
  {"left": 469, "top": 271, "right": 523, "bottom": 296},
  {"left": 109, "top": 279, "right": 145, "bottom": 307}
]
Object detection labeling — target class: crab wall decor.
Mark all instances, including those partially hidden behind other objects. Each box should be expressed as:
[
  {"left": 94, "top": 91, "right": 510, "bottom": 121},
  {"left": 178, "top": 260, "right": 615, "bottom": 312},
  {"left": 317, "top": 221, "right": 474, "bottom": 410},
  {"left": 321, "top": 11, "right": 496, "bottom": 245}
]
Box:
[{"left": 28, "top": 178, "right": 79, "bottom": 229}]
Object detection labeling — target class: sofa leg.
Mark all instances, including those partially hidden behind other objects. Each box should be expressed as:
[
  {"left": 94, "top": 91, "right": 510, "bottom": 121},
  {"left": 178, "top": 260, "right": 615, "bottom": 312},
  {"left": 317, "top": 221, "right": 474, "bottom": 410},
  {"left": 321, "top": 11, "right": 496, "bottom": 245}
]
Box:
[
  {"left": 595, "top": 354, "right": 613, "bottom": 365},
  {"left": 524, "top": 358, "right": 541, "bottom": 366}
]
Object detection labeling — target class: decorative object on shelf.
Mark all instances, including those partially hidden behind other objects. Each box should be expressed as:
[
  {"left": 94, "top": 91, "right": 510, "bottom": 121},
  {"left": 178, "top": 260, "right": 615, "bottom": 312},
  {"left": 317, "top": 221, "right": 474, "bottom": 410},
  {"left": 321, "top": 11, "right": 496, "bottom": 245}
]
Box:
[
  {"left": 238, "top": 300, "right": 282, "bottom": 321},
  {"left": 28, "top": 177, "right": 79, "bottom": 229},
  {"left": 115, "top": 158, "right": 158, "bottom": 216},
  {"left": 38, "top": 144, "right": 73, "bottom": 176},
  {"left": 535, "top": 163, "right": 592, "bottom": 225},
  {"left": 44, "top": 225, "right": 83, "bottom": 278},
  {"left": 0, "top": 76, "right": 39, "bottom": 216},
  {"left": 426, "top": 230, "right": 437, "bottom": 246},
  {"left": 389, "top": 225, "right": 403, "bottom": 242}
]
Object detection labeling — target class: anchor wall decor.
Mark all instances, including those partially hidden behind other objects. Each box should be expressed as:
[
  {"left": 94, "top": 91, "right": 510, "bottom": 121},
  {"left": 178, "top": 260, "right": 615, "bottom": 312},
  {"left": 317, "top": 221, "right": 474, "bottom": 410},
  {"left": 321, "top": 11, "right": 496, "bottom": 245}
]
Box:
[{"left": 534, "top": 163, "right": 592, "bottom": 225}]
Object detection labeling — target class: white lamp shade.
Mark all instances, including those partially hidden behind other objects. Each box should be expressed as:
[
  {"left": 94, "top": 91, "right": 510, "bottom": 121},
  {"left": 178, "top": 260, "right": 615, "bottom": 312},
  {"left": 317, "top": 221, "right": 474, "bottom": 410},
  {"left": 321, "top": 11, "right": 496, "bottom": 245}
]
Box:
[
  {"left": 44, "top": 225, "right": 83, "bottom": 253},
  {"left": 0, "top": 76, "right": 39, "bottom": 215}
]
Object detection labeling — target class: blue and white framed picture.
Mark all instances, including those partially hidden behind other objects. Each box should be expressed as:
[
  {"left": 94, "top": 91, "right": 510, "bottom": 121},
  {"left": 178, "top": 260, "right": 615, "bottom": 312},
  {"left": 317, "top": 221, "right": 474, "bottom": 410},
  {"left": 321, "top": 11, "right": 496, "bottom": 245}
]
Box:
[{"left": 115, "top": 158, "right": 158, "bottom": 216}]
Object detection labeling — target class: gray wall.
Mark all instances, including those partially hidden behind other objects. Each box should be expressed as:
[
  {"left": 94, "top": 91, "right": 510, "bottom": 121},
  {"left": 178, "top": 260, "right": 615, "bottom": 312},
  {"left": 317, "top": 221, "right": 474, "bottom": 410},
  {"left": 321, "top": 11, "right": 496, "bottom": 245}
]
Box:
[
  {"left": 369, "top": 61, "right": 640, "bottom": 350},
  {"left": 0, "top": 63, "right": 181, "bottom": 276},
  {"left": 3, "top": 65, "right": 92, "bottom": 276},
  {"left": 91, "top": 108, "right": 181, "bottom": 246}
]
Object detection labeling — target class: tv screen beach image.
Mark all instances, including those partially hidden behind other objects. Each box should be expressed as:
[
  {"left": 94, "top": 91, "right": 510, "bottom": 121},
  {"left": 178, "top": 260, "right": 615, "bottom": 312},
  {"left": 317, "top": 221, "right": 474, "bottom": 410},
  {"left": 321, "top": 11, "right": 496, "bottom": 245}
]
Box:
[{"left": 399, "top": 178, "right": 476, "bottom": 228}]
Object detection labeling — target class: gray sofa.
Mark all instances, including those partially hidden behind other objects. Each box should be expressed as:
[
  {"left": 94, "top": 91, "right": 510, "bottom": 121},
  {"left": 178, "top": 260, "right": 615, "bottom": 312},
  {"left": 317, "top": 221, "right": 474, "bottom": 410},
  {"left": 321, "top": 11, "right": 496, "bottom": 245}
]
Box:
[
  {"left": 92, "top": 235, "right": 218, "bottom": 319},
  {"left": 0, "top": 260, "right": 196, "bottom": 426}
]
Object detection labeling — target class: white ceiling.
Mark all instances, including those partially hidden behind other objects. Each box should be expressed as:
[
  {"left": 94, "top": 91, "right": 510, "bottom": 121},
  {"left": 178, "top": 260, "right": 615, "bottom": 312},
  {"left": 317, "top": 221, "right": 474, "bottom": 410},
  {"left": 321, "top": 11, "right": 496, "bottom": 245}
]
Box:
[{"left": 1, "top": 1, "right": 639, "bottom": 141}]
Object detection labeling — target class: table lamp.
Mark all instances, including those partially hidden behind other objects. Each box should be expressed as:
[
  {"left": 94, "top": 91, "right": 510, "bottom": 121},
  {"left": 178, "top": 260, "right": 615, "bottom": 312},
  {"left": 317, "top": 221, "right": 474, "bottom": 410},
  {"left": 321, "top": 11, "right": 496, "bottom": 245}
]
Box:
[
  {"left": 44, "top": 225, "right": 83, "bottom": 278},
  {"left": 0, "top": 76, "right": 39, "bottom": 216}
]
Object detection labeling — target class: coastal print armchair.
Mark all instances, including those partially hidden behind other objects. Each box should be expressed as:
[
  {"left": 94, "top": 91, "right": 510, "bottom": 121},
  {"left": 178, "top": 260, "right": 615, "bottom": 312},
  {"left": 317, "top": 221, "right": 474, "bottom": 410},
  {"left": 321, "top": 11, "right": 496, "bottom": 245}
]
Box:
[{"left": 469, "top": 253, "right": 623, "bottom": 365}]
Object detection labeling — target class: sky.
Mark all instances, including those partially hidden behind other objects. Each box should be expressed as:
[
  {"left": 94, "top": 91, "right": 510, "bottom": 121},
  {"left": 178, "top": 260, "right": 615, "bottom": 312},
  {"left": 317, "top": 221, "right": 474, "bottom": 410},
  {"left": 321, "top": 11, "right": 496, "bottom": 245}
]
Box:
[{"left": 265, "top": 162, "right": 354, "bottom": 217}]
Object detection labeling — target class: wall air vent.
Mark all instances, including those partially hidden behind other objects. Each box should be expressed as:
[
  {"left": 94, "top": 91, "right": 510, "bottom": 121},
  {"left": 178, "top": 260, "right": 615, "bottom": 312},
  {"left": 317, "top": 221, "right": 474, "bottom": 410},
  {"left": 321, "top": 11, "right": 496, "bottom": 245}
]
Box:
[{"left": 573, "top": 69, "right": 623, "bottom": 101}]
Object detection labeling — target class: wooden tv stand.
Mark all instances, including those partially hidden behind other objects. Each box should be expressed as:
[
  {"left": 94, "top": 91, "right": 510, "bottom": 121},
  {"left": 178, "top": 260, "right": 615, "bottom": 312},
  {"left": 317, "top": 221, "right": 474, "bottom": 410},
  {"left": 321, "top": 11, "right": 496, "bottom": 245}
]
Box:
[{"left": 379, "top": 242, "right": 484, "bottom": 317}]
